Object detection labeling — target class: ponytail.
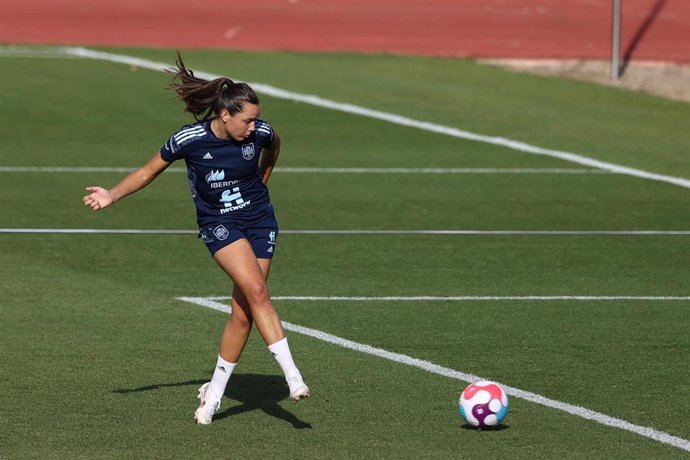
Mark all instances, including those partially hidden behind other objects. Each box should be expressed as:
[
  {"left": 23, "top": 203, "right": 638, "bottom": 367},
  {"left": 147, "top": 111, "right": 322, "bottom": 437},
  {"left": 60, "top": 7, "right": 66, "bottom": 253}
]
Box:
[{"left": 166, "top": 51, "right": 260, "bottom": 121}]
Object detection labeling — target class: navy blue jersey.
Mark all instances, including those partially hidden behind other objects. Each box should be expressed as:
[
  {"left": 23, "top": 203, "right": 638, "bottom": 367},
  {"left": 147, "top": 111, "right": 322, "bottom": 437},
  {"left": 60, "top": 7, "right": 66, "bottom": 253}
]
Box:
[{"left": 160, "top": 119, "right": 275, "bottom": 227}]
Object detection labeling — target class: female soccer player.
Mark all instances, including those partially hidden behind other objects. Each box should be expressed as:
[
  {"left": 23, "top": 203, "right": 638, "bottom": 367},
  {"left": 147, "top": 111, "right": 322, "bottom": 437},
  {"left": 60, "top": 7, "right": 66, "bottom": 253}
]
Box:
[{"left": 82, "top": 53, "right": 310, "bottom": 425}]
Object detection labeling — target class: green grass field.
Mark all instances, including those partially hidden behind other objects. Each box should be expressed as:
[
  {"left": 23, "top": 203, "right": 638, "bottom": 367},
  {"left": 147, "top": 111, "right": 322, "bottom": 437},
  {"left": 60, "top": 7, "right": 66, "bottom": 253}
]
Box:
[{"left": 1, "top": 46, "right": 689, "bottom": 458}]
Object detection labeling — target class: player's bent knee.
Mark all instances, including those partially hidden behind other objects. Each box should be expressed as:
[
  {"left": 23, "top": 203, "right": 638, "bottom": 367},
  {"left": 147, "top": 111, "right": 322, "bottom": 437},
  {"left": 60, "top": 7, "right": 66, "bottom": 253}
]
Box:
[{"left": 243, "top": 281, "right": 270, "bottom": 306}]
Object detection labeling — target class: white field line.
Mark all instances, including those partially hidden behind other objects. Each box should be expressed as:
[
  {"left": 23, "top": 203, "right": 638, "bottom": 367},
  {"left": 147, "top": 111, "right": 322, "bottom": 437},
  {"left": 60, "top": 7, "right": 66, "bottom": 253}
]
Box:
[
  {"left": 204, "top": 295, "right": 690, "bottom": 302},
  {"left": 3, "top": 45, "right": 686, "bottom": 190},
  {"left": 177, "top": 295, "right": 690, "bottom": 452},
  {"left": 0, "top": 166, "right": 610, "bottom": 174},
  {"left": 0, "top": 166, "right": 177, "bottom": 173},
  {"left": 1, "top": 228, "right": 690, "bottom": 236}
]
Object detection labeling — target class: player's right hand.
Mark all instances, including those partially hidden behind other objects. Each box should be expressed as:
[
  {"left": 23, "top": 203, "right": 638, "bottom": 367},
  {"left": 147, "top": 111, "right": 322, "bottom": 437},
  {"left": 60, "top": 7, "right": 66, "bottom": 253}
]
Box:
[{"left": 83, "top": 186, "right": 113, "bottom": 211}]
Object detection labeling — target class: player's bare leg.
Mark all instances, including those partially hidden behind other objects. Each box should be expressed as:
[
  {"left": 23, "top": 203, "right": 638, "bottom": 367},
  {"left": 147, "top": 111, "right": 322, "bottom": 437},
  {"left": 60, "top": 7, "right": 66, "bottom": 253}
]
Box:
[
  {"left": 215, "top": 239, "right": 309, "bottom": 400},
  {"left": 195, "top": 250, "right": 274, "bottom": 424},
  {"left": 219, "top": 285, "right": 256, "bottom": 363}
]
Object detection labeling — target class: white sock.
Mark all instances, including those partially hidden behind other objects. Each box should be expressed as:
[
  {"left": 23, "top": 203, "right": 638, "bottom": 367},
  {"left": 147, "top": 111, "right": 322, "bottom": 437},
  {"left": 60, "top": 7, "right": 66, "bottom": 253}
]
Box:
[
  {"left": 268, "top": 337, "right": 301, "bottom": 380},
  {"left": 209, "top": 355, "right": 236, "bottom": 399}
]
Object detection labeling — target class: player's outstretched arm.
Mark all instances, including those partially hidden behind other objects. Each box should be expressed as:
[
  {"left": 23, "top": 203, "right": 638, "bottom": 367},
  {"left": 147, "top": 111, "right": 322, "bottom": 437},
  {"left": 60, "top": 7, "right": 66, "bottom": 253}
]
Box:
[{"left": 82, "top": 152, "right": 171, "bottom": 211}]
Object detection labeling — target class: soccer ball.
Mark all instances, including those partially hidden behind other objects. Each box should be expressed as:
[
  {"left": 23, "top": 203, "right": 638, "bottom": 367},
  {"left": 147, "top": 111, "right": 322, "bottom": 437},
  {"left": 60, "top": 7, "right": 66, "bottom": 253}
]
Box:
[{"left": 459, "top": 381, "right": 509, "bottom": 428}]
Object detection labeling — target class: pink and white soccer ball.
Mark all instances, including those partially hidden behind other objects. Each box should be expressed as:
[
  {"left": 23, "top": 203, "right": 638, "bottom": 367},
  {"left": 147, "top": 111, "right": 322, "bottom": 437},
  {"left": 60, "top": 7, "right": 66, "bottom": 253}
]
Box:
[{"left": 459, "top": 381, "right": 509, "bottom": 428}]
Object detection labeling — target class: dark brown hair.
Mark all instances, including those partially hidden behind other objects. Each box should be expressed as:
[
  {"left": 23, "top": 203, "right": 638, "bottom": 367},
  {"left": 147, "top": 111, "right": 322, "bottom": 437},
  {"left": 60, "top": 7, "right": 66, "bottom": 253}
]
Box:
[{"left": 166, "top": 51, "right": 260, "bottom": 121}]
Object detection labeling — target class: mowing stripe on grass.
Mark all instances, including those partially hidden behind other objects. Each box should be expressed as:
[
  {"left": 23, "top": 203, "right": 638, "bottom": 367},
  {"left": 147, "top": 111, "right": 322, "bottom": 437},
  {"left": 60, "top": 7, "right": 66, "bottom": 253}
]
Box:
[
  {"left": 2, "top": 228, "right": 690, "bottom": 235},
  {"left": 0, "top": 166, "right": 610, "bottom": 174},
  {"left": 0, "top": 46, "right": 80, "bottom": 59},
  {"left": 66, "top": 48, "right": 690, "bottom": 190},
  {"left": 3, "top": 45, "right": 687, "bottom": 190},
  {"left": 177, "top": 295, "right": 690, "bottom": 453}
]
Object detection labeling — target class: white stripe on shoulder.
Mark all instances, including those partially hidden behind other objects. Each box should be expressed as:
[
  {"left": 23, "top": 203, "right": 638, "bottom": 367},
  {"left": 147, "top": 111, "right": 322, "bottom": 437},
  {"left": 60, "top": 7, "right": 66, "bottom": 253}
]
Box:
[
  {"left": 173, "top": 126, "right": 205, "bottom": 142},
  {"left": 175, "top": 131, "right": 207, "bottom": 144}
]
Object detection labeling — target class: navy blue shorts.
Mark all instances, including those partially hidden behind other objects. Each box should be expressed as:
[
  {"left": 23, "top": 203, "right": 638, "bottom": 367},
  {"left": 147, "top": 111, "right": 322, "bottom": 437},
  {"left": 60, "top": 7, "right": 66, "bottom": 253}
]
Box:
[{"left": 199, "top": 216, "right": 278, "bottom": 258}]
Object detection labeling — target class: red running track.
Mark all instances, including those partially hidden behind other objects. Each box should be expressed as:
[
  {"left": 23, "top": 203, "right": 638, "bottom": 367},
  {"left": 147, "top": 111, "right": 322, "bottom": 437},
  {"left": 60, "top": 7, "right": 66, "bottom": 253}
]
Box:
[{"left": 1, "top": 0, "right": 689, "bottom": 62}]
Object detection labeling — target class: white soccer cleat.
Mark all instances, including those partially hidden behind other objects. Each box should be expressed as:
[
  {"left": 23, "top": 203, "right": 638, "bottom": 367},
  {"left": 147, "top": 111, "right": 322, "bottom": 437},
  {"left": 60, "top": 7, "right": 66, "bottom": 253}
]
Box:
[
  {"left": 287, "top": 375, "right": 310, "bottom": 402},
  {"left": 194, "top": 382, "right": 221, "bottom": 425}
]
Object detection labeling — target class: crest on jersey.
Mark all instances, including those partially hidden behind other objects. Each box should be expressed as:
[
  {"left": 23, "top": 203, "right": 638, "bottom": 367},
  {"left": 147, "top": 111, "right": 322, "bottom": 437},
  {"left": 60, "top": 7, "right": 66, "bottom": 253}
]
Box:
[{"left": 242, "top": 143, "right": 255, "bottom": 160}]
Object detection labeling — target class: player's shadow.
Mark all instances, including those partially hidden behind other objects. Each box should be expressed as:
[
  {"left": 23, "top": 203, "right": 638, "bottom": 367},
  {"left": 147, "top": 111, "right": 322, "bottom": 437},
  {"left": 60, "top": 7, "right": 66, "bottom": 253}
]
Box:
[
  {"left": 114, "top": 373, "right": 311, "bottom": 429},
  {"left": 214, "top": 374, "right": 312, "bottom": 428}
]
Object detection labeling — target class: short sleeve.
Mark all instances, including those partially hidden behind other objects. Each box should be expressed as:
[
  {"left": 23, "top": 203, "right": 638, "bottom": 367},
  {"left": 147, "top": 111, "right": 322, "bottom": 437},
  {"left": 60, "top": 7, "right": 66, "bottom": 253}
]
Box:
[
  {"left": 254, "top": 120, "right": 274, "bottom": 149},
  {"left": 160, "top": 134, "right": 183, "bottom": 162}
]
